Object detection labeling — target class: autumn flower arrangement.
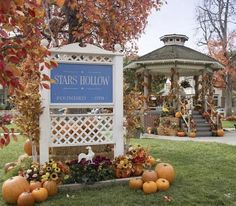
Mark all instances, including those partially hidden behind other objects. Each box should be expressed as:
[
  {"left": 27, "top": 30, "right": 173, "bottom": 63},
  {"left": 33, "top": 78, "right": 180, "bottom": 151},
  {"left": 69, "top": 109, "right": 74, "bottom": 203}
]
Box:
[
  {"left": 23, "top": 159, "right": 69, "bottom": 184},
  {"left": 112, "top": 155, "right": 133, "bottom": 178}
]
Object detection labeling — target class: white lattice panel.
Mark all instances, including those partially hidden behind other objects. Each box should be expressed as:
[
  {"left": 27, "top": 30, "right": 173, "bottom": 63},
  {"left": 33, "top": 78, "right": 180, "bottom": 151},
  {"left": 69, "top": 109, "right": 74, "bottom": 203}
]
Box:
[
  {"left": 50, "top": 114, "right": 113, "bottom": 147},
  {"left": 50, "top": 53, "right": 112, "bottom": 64}
]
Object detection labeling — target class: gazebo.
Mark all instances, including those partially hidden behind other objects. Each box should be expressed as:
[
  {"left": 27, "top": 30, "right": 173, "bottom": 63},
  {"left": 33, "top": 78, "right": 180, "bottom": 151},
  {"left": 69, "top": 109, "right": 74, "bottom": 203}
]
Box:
[{"left": 125, "top": 34, "right": 224, "bottom": 137}]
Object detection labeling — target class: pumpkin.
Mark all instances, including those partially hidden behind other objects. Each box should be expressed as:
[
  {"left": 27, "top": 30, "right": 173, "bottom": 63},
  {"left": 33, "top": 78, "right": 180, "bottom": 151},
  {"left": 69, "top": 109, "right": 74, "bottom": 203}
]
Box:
[
  {"left": 17, "top": 192, "right": 35, "bottom": 206},
  {"left": 217, "top": 129, "right": 224, "bottom": 137},
  {"left": 2, "top": 176, "right": 30, "bottom": 204},
  {"left": 142, "top": 170, "right": 158, "bottom": 182},
  {"left": 24, "top": 139, "right": 32, "bottom": 156},
  {"left": 147, "top": 156, "right": 156, "bottom": 166},
  {"left": 177, "top": 131, "right": 185, "bottom": 137},
  {"left": 189, "top": 132, "right": 196, "bottom": 138},
  {"left": 30, "top": 181, "right": 42, "bottom": 192},
  {"left": 155, "top": 163, "right": 175, "bottom": 184},
  {"left": 32, "top": 188, "right": 48, "bottom": 202},
  {"left": 175, "top": 112, "right": 182, "bottom": 118},
  {"left": 142, "top": 181, "right": 157, "bottom": 194},
  {"left": 156, "top": 178, "right": 170, "bottom": 191},
  {"left": 43, "top": 180, "right": 58, "bottom": 196},
  {"left": 129, "top": 178, "right": 143, "bottom": 190}
]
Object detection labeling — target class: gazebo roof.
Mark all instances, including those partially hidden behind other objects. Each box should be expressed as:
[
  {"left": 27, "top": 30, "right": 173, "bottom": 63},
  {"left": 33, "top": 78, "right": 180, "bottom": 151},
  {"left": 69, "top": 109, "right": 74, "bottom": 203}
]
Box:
[
  {"left": 125, "top": 34, "right": 223, "bottom": 76},
  {"left": 138, "top": 45, "right": 219, "bottom": 63}
]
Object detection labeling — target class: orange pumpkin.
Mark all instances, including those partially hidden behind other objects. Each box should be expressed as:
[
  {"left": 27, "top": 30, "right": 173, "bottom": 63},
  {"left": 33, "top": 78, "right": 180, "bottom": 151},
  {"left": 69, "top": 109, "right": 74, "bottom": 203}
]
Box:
[
  {"left": 217, "top": 129, "right": 224, "bottom": 137},
  {"left": 29, "top": 181, "right": 42, "bottom": 192},
  {"left": 156, "top": 178, "right": 170, "bottom": 191},
  {"left": 142, "top": 181, "right": 157, "bottom": 194},
  {"left": 147, "top": 156, "right": 156, "bottom": 166},
  {"left": 17, "top": 192, "right": 35, "bottom": 206},
  {"left": 175, "top": 112, "right": 182, "bottom": 118},
  {"left": 24, "top": 139, "right": 32, "bottom": 156},
  {"left": 56, "top": 0, "right": 65, "bottom": 7},
  {"left": 155, "top": 163, "right": 175, "bottom": 184},
  {"left": 2, "top": 176, "right": 30, "bottom": 204},
  {"left": 43, "top": 180, "right": 58, "bottom": 196},
  {"left": 189, "top": 132, "right": 196, "bottom": 138},
  {"left": 32, "top": 188, "right": 48, "bottom": 202},
  {"left": 177, "top": 131, "right": 185, "bottom": 137},
  {"left": 142, "top": 170, "right": 158, "bottom": 182},
  {"left": 128, "top": 178, "right": 143, "bottom": 190}
]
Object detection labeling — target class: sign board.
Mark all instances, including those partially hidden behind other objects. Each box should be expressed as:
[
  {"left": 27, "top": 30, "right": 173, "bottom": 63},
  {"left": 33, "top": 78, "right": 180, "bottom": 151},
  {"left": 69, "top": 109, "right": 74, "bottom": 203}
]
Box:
[{"left": 51, "top": 63, "right": 113, "bottom": 104}]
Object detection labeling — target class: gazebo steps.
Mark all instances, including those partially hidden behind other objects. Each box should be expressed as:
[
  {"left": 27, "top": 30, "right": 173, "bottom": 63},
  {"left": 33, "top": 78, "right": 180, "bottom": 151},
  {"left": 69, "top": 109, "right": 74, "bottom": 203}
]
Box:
[{"left": 196, "top": 131, "right": 213, "bottom": 137}]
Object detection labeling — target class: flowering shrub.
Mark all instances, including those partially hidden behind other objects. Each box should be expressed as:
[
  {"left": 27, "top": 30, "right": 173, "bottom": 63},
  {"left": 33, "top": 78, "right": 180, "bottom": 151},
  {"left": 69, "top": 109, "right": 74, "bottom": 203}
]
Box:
[
  {"left": 23, "top": 159, "right": 69, "bottom": 184},
  {"left": 0, "top": 114, "right": 12, "bottom": 125},
  {"left": 65, "top": 156, "right": 114, "bottom": 184}
]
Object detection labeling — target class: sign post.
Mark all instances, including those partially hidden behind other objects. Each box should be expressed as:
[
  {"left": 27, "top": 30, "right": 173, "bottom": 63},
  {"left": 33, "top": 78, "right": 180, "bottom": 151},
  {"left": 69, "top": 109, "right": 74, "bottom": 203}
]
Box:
[{"left": 39, "top": 43, "right": 123, "bottom": 164}]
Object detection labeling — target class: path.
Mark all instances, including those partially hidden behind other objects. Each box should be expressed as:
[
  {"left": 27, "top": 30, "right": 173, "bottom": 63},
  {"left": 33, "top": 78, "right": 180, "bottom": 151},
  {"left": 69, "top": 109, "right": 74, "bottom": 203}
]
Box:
[{"left": 141, "top": 130, "right": 236, "bottom": 146}]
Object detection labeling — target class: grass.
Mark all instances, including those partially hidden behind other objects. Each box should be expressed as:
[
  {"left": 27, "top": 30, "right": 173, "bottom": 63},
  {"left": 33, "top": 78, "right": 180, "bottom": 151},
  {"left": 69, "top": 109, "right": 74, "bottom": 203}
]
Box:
[
  {"left": 222, "top": 120, "right": 236, "bottom": 128},
  {"left": 0, "top": 123, "right": 21, "bottom": 133},
  {"left": 1, "top": 137, "right": 236, "bottom": 205}
]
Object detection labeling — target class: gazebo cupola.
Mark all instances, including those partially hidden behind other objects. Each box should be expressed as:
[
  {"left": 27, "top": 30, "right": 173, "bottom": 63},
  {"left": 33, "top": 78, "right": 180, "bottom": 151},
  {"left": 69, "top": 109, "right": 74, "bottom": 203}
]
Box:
[{"left": 160, "top": 34, "right": 189, "bottom": 46}]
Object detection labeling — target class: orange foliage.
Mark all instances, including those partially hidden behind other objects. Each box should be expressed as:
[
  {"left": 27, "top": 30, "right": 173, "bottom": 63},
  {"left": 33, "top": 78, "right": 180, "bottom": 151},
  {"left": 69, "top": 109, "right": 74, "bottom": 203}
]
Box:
[
  {"left": 45, "top": 0, "right": 165, "bottom": 52},
  {"left": 207, "top": 32, "right": 236, "bottom": 88},
  {"left": 0, "top": 0, "right": 55, "bottom": 148}
]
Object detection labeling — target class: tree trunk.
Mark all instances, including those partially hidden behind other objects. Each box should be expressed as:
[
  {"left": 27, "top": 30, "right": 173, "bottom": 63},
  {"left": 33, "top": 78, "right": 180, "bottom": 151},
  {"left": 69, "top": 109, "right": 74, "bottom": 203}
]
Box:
[{"left": 224, "top": 73, "right": 233, "bottom": 116}]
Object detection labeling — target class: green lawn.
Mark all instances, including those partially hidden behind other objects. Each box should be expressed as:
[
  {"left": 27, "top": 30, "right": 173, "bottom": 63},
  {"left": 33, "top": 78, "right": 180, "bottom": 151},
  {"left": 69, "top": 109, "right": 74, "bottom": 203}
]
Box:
[
  {"left": 1, "top": 137, "right": 236, "bottom": 205},
  {"left": 222, "top": 120, "right": 236, "bottom": 128}
]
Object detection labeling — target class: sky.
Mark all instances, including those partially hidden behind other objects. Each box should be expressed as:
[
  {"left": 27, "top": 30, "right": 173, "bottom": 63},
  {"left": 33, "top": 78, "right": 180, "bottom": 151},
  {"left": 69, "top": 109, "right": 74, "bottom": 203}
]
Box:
[{"left": 137, "top": 0, "right": 203, "bottom": 56}]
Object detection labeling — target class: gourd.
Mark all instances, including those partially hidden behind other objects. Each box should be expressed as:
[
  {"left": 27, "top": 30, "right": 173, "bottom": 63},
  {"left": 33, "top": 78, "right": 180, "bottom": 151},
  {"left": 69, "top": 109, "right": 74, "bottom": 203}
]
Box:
[
  {"left": 155, "top": 163, "right": 175, "bottom": 184},
  {"left": 17, "top": 192, "right": 35, "bottom": 206},
  {"left": 32, "top": 188, "right": 48, "bottom": 202},
  {"left": 142, "top": 170, "right": 158, "bottom": 182},
  {"left": 142, "top": 181, "right": 157, "bottom": 194},
  {"left": 43, "top": 180, "right": 58, "bottom": 196},
  {"left": 156, "top": 178, "right": 170, "bottom": 191},
  {"left": 2, "top": 176, "right": 30, "bottom": 204},
  {"left": 128, "top": 178, "right": 143, "bottom": 190}
]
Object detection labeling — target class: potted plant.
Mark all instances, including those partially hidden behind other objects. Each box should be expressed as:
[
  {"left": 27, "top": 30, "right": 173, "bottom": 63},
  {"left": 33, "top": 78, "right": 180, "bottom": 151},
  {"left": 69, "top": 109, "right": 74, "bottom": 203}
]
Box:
[{"left": 177, "top": 128, "right": 185, "bottom": 137}]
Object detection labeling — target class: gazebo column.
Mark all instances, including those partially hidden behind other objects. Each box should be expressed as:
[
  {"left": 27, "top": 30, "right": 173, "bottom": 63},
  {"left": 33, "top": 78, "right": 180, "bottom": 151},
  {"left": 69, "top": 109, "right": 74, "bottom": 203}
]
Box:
[
  {"left": 143, "top": 70, "right": 149, "bottom": 109},
  {"left": 170, "top": 68, "right": 180, "bottom": 111},
  {"left": 193, "top": 75, "right": 199, "bottom": 106},
  {"left": 201, "top": 71, "right": 207, "bottom": 112}
]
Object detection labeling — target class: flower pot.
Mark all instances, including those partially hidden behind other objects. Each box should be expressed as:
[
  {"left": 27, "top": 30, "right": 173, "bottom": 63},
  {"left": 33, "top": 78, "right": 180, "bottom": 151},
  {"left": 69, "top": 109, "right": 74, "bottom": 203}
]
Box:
[
  {"left": 177, "top": 131, "right": 185, "bottom": 137},
  {"left": 132, "top": 164, "right": 144, "bottom": 176},
  {"left": 115, "top": 168, "right": 131, "bottom": 178}
]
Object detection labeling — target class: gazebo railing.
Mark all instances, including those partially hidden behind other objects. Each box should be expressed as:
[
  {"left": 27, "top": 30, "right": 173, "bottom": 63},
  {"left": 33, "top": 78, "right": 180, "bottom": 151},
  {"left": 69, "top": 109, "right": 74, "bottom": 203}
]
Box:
[{"left": 206, "top": 101, "right": 220, "bottom": 129}]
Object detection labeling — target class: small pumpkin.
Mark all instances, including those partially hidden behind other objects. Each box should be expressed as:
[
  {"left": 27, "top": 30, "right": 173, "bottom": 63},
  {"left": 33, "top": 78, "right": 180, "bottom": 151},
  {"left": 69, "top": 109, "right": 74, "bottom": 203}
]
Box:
[
  {"left": 129, "top": 178, "right": 143, "bottom": 190},
  {"left": 24, "top": 139, "right": 32, "bottom": 156},
  {"left": 142, "top": 170, "right": 158, "bottom": 182},
  {"left": 43, "top": 180, "right": 58, "bottom": 196},
  {"left": 17, "top": 192, "right": 35, "bottom": 206},
  {"left": 142, "top": 181, "right": 157, "bottom": 194},
  {"left": 147, "top": 156, "right": 156, "bottom": 166},
  {"left": 155, "top": 163, "right": 175, "bottom": 184},
  {"left": 32, "top": 188, "right": 48, "bottom": 202},
  {"left": 2, "top": 176, "right": 30, "bottom": 204},
  {"left": 29, "top": 181, "right": 42, "bottom": 192},
  {"left": 189, "top": 132, "right": 196, "bottom": 138},
  {"left": 175, "top": 112, "right": 182, "bottom": 118},
  {"left": 177, "top": 131, "right": 185, "bottom": 137},
  {"left": 217, "top": 129, "right": 224, "bottom": 137},
  {"left": 156, "top": 178, "right": 170, "bottom": 191}
]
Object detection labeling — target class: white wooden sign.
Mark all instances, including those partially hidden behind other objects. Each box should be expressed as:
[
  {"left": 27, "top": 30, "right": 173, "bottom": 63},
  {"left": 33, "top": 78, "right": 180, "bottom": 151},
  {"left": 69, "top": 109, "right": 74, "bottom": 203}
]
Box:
[{"left": 39, "top": 43, "right": 124, "bottom": 164}]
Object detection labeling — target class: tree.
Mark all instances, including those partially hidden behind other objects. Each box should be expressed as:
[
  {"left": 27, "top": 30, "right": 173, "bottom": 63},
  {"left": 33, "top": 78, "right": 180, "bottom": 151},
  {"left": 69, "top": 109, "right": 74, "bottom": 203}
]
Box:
[
  {"left": 0, "top": 0, "right": 55, "bottom": 148},
  {"left": 43, "top": 0, "right": 164, "bottom": 52},
  {"left": 196, "top": 0, "right": 236, "bottom": 116}
]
